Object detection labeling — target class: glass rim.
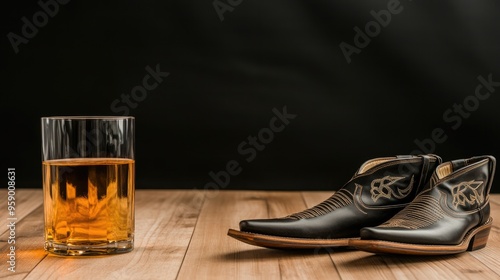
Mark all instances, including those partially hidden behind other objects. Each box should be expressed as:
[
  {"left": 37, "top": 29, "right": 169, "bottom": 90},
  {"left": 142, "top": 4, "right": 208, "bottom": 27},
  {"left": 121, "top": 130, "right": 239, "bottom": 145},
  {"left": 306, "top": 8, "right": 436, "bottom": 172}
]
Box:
[{"left": 41, "top": 116, "right": 134, "bottom": 120}]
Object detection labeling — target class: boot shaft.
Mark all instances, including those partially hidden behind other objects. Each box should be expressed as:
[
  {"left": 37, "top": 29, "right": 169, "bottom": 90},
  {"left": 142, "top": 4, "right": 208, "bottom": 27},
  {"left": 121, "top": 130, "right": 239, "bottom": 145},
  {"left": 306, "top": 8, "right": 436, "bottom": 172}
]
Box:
[
  {"left": 430, "top": 155, "right": 496, "bottom": 213},
  {"left": 344, "top": 154, "right": 442, "bottom": 208}
]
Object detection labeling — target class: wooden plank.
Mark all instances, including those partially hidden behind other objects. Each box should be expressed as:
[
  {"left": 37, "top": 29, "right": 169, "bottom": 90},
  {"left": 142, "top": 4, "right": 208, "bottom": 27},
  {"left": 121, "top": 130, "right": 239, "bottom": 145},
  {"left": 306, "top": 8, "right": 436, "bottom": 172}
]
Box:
[
  {"left": 23, "top": 190, "right": 205, "bottom": 280},
  {"left": 0, "top": 189, "right": 45, "bottom": 280},
  {"left": 177, "top": 190, "right": 340, "bottom": 280},
  {"left": 377, "top": 250, "right": 499, "bottom": 280},
  {"left": 0, "top": 189, "right": 43, "bottom": 236},
  {"left": 0, "top": 203, "right": 46, "bottom": 280},
  {"left": 490, "top": 194, "right": 500, "bottom": 205}
]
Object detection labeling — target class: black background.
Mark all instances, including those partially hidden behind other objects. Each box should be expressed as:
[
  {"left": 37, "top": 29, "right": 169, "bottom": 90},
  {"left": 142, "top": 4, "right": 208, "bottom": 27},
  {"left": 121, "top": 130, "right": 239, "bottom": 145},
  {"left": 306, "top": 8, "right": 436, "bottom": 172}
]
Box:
[{"left": 2, "top": 1, "right": 500, "bottom": 192}]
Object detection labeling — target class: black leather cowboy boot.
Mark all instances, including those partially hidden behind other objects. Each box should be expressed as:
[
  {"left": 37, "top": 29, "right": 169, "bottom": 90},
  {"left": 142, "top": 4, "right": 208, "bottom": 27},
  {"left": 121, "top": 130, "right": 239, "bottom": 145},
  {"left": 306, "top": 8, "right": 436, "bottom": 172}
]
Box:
[
  {"left": 351, "top": 155, "right": 496, "bottom": 255},
  {"left": 227, "top": 154, "right": 442, "bottom": 249}
]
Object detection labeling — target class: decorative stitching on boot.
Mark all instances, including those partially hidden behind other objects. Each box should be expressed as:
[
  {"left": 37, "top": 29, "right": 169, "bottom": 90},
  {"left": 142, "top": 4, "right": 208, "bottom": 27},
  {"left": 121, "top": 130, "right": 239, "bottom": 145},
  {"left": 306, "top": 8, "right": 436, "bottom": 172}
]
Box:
[
  {"left": 378, "top": 195, "right": 446, "bottom": 229},
  {"left": 451, "top": 180, "right": 484, "bottom": 209},
  {"left": 429, "top": 173, "right": 439, "bottom": 190},
  {"left": 286, "top": 189, "right": 353, "bottom": 219},
  {"left": 354, "top": 184, "right": 411, "bottom": 213},
  {"left": 370, "top": 175, "right": 414, "bottom": 202},
  {"left": 439, "top": 191, "right": 488, "bottom": 217}
]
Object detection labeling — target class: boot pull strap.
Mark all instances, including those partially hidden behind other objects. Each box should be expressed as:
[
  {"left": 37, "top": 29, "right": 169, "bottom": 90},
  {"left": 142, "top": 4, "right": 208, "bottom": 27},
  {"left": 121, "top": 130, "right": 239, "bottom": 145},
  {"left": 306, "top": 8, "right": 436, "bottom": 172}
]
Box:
[
  {"left": 485, "top": 156, "right": 496, "bottom": 197},
  {"left": 451, "top": 159, "right": 468, "bottom": 170},
  {"left": 417, "top": 155, "right": 432, "bottom": 193}
]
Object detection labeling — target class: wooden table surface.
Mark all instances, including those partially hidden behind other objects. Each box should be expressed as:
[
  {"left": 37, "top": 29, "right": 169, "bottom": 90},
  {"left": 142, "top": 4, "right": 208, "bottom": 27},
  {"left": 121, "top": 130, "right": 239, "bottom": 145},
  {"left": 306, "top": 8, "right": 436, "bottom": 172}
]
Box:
[{"left": 1, "top": 189, "right": 500, "bottom": 280}]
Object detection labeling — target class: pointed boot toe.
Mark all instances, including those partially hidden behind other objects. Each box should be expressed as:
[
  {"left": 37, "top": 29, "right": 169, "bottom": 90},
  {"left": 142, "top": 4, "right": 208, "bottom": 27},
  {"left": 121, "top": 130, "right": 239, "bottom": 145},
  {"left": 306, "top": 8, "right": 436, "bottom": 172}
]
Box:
[
  {"left": 228, "top": 154, "right": 442, "bottom": 249},
  {"left": 359, "top": 227, "right": 398, "bottom": 241},
  {"left": 238, "top": 219, "right": 297, "bottom": 236},
  {"left": 351, "top": 155, "right": 496, "bottom": 255}
]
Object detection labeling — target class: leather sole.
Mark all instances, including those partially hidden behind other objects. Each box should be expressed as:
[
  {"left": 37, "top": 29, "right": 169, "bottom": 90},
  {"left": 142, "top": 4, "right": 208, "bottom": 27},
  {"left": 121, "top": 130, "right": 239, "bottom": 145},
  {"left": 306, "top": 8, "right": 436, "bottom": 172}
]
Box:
[
  {"left": 227, "top": 229, "right": 355, "bottom": 249},
  {"left": 349, "top": 217, "right": 493, "bottom": 255}
]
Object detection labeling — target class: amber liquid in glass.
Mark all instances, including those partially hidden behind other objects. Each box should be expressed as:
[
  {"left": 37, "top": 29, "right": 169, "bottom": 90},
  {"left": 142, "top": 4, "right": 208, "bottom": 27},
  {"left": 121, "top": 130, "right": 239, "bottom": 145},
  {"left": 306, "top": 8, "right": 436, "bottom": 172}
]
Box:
[{"left": 42, "top": 158, "right": 134, "bottom": 255}]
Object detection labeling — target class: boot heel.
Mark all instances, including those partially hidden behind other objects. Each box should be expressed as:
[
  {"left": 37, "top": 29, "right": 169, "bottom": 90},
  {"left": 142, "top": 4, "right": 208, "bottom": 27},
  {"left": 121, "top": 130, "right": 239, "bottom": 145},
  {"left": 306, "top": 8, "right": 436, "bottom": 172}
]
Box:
[{"left": 467, "top": 222, "right": 492, "bottom": 251}]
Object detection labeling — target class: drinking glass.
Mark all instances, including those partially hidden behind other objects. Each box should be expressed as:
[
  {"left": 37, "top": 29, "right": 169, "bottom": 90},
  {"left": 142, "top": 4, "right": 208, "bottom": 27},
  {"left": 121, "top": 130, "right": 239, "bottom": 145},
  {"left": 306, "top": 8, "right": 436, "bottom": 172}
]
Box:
[{"left": 41, "top": 116, "right": 135, "bottom": 256}]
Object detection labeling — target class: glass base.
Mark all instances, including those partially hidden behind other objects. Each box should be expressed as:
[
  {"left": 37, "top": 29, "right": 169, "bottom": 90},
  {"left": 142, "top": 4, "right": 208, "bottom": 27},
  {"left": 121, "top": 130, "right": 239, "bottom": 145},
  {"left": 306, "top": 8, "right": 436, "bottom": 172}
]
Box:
[{"left": 45, "top": 240, "right": 134, "bottom": 256}]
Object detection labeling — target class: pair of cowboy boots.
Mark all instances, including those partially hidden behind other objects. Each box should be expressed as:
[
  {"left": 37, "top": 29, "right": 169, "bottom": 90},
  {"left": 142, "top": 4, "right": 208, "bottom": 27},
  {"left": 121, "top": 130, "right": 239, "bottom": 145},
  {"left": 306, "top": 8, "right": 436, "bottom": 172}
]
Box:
[{"left": 227, "top": 154, "right": 496, "bottom": 255}]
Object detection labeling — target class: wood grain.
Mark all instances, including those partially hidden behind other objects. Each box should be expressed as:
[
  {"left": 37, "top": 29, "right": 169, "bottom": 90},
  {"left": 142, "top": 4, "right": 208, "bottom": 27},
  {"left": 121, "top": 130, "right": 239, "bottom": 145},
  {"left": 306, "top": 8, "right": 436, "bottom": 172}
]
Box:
[
  {"left": 0, "top": 189, "right": 43, "bottom": 236},
  {"left": 177, "top": 190, "right": 339, "bottom": 280},
  {"left": 1, "top": 189, "right": 499, "bottom": 279},
  {"left": 0, "top": 189, "right": 45, "bottom": 280},
  {"left": 22, "top": 190, "right": 205, "bottom": 280}
]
